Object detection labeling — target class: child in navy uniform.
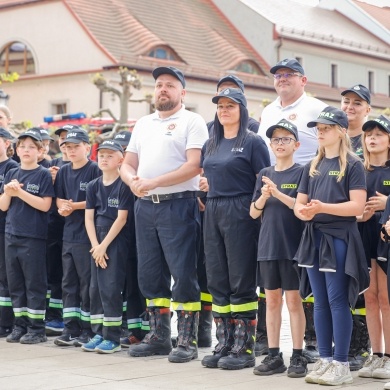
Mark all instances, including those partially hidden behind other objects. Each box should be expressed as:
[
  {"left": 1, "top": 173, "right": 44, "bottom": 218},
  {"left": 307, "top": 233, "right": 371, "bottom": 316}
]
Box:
[
  {"left": 294, "top": 107, "right": 368, "bottom": 386},
  {"left": 250, "top": 119, "right": 307, "bottom": 378},
  {"left": 0, "top": 128, "right": 54, "bottom": 344},
  {"left": 0, "top": 127, "right": 18, "bottom": 338},
  {"left": 54, "top": 128, "right": 101, "bottom": 346},
  {"left": 83, "top": 140, "right": 134, "bottom": 353}
]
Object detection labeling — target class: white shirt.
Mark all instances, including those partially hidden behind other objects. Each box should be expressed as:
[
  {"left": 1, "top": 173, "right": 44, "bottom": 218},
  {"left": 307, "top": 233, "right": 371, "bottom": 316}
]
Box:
[
  {"left": 127, "top": 105, "right": 208, "bottom": 195},
  {"left": 258, "top": 93, "right": 327, "bottom": 165}
]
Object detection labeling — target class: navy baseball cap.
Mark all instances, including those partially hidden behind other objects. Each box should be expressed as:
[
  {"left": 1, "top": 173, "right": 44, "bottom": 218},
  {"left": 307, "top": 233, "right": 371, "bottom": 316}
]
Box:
[
  {"left": 0, "top": 127, "right": 14, "bottom": 140},
  {"left": 362, "top": 115, "right": 390, "bottom": 133},
  {"left": 113, "top": 131, "right": 131, "bottom": 146},
  {"left": 266, "top": 119, "right": 299, "bottom": 141},
  {"left": 60, "top": 128, "right": 89, "bottom": 146},
  {"left": 341, "top": 84, "right": 371, "bottom": 104},
  {"left": 18, "top": 128, "right": 42, "bottom": 142},
  {"left": 37, "top": 128, "right": 54, "bottom": 142},
  {"left": 307, "top": 106, "right": 349, "bottom": 129},
  {"left": 217, "top": 75, "right": 245, "bottom": 92},
  {"left": 212, "top": 88, "right": 247, "bottom": 107},
  {"left": 270, "top": 58, "right": 305, "bottom": 75},
  {"left": 54, "top": 124, "right": 83, "bottom": 136},
  {"left": 152, "top": 66, "right": 186, "bottom": 88},
  {"left": 97, "top": 140, "right": 124, "bottom": 153}
]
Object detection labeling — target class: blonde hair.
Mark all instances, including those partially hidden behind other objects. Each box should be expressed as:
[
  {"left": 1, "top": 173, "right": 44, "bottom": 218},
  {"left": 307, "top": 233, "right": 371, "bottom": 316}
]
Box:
[
  {"left": 309, "top": 124, "right": 353, "bottom": 182},
  {"left": 0, "top": 105, "right": 11, "bottom": 120},
  {"left": 362, "top": 125, "right": 390, "bottom": 171}
]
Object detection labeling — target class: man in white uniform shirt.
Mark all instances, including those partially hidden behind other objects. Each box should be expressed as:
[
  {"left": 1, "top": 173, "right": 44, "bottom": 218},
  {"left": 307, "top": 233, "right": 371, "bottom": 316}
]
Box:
[{"left": 120, "top": 66, "right": 208, "bottom": 364}]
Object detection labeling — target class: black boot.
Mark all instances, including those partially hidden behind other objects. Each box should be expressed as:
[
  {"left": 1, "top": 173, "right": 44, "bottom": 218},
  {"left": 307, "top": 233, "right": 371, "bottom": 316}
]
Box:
[
  {"left": 348, "top": 313, "right": 370, "bottom": 371},
  {"left": 255, "top": 296, "right": 268, "bottom": 356},
  {"left": 217, "top": 318, "right": 257, "bottom": 370},
  {"left": 302, "top": 300, "right": 320, "bottom": 363},
  {"left": 201, "top": 317, "right": 235, "bottom": 368},
  {"left": 198, "top": 304, "right": 212, "bottom": 348},
  {"left": 128, "top": 308, "right": 172, "bottom": 357},
  {"left": 168, "top": 311, "right": 199, "bottom": 363}
]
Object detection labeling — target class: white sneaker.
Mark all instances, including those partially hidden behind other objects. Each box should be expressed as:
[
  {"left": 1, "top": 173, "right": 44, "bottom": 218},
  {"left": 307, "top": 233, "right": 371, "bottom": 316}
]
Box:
[
  {"left": 305, "top": 358, "right": 331, "bottom": 384},
  {"left": 358, "top": 355, "right": 382, "bottom": 378},
  {"left": 317, "top": 361, "right": 353, "bottom": 386},
  {"left": 384, "top": 381, "right": 390, "bottom": 390},
  {"left": 373, "top": 356, "right": 390, "bottom": 379}
]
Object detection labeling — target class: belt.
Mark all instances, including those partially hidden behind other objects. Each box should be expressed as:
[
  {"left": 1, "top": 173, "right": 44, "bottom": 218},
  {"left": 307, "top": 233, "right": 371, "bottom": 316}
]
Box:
[{"left": 141, "top": 191, "right": 197, "bottom": 204}]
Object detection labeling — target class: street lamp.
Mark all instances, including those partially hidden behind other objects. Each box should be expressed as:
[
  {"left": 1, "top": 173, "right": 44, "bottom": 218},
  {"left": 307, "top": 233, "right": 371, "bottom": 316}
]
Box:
[{"left": 0, "top": 89, "right": 10, "bottom": 105}]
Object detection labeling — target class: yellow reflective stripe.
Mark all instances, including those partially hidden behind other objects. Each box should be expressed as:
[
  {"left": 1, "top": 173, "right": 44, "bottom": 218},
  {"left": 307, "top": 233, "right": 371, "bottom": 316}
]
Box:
[
  {"left": 146, "top": 298, "right": 171, "bottom": 308},
  {"left": 212, "top": 303, "right": 231, "bottom": 314},
  {"left": 200, "top": 292, "right": 212, "bottom": 303},
  {"left": 302, "top": 296, "right": 314, "bottom": 303},
  {"left": 258, "top": 292, "right": 266, "bottom": 299},
  {"left": 231, "top": 301, "right": 258, "bottom": 313},
  {"left": 351, "top": 308, "right": 366, "bottom": 316},
  {"left": 171, "top": 301, "right": 201, "bottom": 311}
]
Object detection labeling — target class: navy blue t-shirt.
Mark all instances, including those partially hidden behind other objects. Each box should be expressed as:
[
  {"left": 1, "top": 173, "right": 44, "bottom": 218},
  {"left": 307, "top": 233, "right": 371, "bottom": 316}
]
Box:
[
  {"left": 201, "top": 131, "right": 270, "bottom": 198},
  {"left": 298, "top": 155, "right": 366, "bottom": 223},
  {"left": 86, "top": 176, "right": 134, "bottom": 228},
  {"left": 55, "top": 160, "right": 101, "bottom": 243},
  {"left": 38, "top": 159, "right": 51, "bottom": 168},
  {"left": 252, "top": 164, "right": 304, "bottom": 261},
  {"left": 50, "top": 157, "right": 70, "bottom": 168},
  {"left": 2, "top": 165, "right": 55, "bottom": 239},
  {"left": 0, "top": 158, "right": 19, "bottom": 233}
]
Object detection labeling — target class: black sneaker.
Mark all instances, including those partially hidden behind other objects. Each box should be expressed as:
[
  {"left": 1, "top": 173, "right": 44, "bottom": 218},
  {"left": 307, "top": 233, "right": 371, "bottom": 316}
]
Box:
[
  {"left": 287, "top": 355, "right": 308, "bottom": 378},
  {"left": 6, "top": 328, "right": 26, "bottom": 343},
  {"left": 74, "top": 330, "right": 93, "bottom": 347},
  {"left": 253, "top": 352, "right": 287, "bottom": 376},
  {"left": 54, "top": 333, "right": 79, "bottom": 346},
  {"left": 20, "top": 332, "right": 47, "bottom": 344},
  {"left": 303, "top": 345, "right": 320, "bottom": 363},
  {"left": 0, "top": 326, "right": 12, "bottom": 338}
]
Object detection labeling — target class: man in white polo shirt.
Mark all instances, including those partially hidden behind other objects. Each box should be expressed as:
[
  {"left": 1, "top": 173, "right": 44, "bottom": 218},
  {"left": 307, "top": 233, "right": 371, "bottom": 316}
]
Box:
[
  {"left": 120, "top": 66, "right": 208, "bottom": 364},
  {"left": 257, "top": 58, "right": 327, "bottom": 363}
]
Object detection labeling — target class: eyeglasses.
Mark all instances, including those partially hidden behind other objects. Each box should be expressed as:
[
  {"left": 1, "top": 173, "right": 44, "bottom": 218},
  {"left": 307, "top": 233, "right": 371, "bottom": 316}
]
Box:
[
  {"left": 273, "top": 73, "right": 301, "bottom": 80},
  {"left": 270, "top": 137, "right": 296, "bottom": 145}
]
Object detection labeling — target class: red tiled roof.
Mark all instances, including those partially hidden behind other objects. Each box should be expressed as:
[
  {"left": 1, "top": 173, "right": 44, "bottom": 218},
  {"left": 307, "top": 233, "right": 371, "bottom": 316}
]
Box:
[{"left": 353, "top": 0, "right": 390, "bottom": 30}]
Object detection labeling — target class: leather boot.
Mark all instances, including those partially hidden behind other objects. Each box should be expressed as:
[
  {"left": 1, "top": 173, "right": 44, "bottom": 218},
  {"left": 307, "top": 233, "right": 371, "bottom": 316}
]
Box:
[
  {"left": 201, "top": 317, "right": 235, "bottom": 368},
  {"left": 198, "top": 304, "right": 212, "bottom": 347},
  {"left": 302, "top": 300, "right": 320, "bottom": 363},
  {"left": 255, "top": 296, "right": 268, "bottom": 356},
  {"left": 128, "top": 307, "right": 172, "bottom": 357},
  {"left": 218, "top": 318, "right": 257, "bottom": 370},
  {"left": 168, "top": 311, "right": 198, "bottom": 363}
]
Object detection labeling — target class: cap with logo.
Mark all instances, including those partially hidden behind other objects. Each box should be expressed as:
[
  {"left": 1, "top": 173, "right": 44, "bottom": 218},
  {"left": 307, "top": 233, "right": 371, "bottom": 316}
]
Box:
[
  {"left": 307, "top": 106, "right": 349, "bottom": 129},
  {"left": 341, "top": 84, "right": 371, "bottom": 104},
  {"left": 18, "top": 128, "right": 43, "bottom": 142},
  {"left": 113, "top": 131, "right": 131, "bottom": 146},
  {"left": 217, "top": 75, "right": 245, "bottom": 92},
  {"left": 54, "top": 124, "right": 83, "bottom": 136},
  {"left": 37, "top": 128, "right": 54, "bottom": 142},
  {"left": 266, "top": 119, "right": 299, "bottom": 141},
  {"left": 0, "top": 127, "right": 14, "bottom": 140},
  {"left": 152, "top": 66, "right": 186, "bottom": 88},
  {"left": 60, "top": 128, "right": 89, "bottom": 146},
  {"left": 97, "top": 140, "right": 124, "bottom": 153},
  {"left": 362, "top": 115, "right": 390, "bottom": 133},
  {"left": 212, "top": 88, "right": 247, "bottom": 107},
  {"left": 270, "top": 58, "right": 305, "bottom": 75}
]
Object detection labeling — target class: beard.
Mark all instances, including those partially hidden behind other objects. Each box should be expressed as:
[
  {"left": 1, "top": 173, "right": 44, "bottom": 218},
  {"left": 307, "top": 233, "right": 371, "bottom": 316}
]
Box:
[{"left": 155, "top": 95, "right": 181, "bottom": 112}]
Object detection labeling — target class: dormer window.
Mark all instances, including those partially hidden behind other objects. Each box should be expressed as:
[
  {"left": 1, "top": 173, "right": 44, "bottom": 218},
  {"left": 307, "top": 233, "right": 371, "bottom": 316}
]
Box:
[
  {"left": 234, "top": 60, "right": 261, "bottom": 75},
  {"left": 147, "top": 46, "right": 180, "bottom": 62}
]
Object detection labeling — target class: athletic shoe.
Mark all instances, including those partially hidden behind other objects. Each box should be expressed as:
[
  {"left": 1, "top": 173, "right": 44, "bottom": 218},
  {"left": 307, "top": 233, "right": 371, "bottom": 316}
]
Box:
[
  {"left": 305, "top": 358, "right": 331, "bottom": 384},
  {"left": 95, "top": 339, "right": 121, "bottom": 354},
  {"left": 6, "top": 328, "right": 26, "bottom": 343},
  {"left": 373, "top": 356, "right": 390, "bottom": 379},
  {"left": 0, "top": 326, "right": 12, "bottom": 338},
  {"left": 358, "top": 354, "right": 382, "bottom": 378},
  {"left": 287, "top": 355, "right": 308, "bottom": 378},
  {"left": 20, "top": 332, "right": 47, "bottom": 344},
  {"left": 253, "top": 352, "right": 287, "bottom": 376},
  {"left": 303, "top": 344, "right": 320, "bottom": 363},
  {"left": 254, "top": 335, "right": 269, "bottom": 357},
  {"left": 384, "top": 381, "right": 390, "bottom": 389},
  {"left": 120, "top": 332, "right": 142, "bottom": 348},
  {"left": 45, "top": 320, "right": 64, "bottom": 335},
  {"left": 317, "top": 361, "right": 353, "bottom": 386},
  {"left": 54, "top": 333, "right": 79, "bottom": 346},
  {"left": 81, "top": 334, "right": 103, "bottom": 352},
  {"left": 74, "top": 330, "right": 93, "bottom": 347}
]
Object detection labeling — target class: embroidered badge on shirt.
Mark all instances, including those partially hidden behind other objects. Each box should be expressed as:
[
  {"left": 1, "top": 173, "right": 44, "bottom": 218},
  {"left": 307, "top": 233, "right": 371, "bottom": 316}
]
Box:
[
  {"left": 165, "top": 123, "right": 177, "bottom": 136},
  {"left": 289, "top": 113, "right": 297, "bottom": 121}
]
